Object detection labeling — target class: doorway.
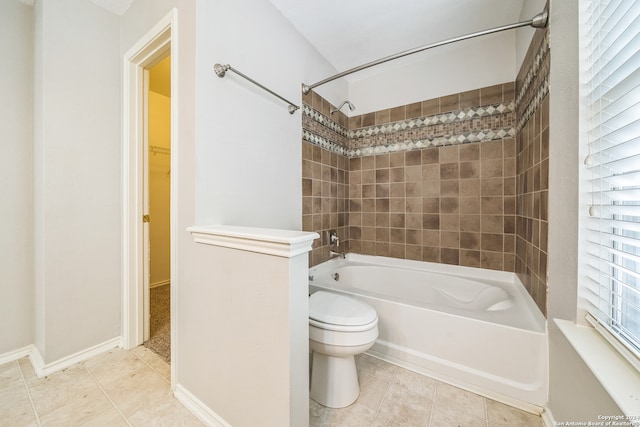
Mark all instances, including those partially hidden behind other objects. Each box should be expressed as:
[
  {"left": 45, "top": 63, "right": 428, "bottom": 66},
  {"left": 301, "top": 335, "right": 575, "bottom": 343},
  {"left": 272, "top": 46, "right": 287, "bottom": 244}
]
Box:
[
  {"left": 143, "top": 55, "right": 172, "bottom": 363},
  {"left": 122, "top": 10, "right": 177, "bottom": 383}
]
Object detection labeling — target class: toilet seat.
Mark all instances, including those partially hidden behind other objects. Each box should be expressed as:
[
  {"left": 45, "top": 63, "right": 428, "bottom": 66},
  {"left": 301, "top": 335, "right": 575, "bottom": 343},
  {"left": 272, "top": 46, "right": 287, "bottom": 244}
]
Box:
[{"left": 309, "top": 291, "right": 378, "bottom": 332}]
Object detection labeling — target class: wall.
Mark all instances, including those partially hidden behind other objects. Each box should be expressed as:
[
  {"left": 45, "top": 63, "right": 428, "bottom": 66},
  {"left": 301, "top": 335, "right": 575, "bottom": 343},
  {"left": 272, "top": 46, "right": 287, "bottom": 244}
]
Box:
[
  {"left": 184, "top": 0, "right": 338, "bottom": 422},
  {"left": 348, "top": 32, "right": 516, "bottom": 115},
  {"left": 32, "top": 0, "right": 121, "bottom": 363},
  {"left": 194, "top": 0, "right": 344, "bottom": 229},
  {"left": 301, "top": 91, "right": 350, "bottom": 265},
  {"left": 0, "top": 0, "right": 34, "bottom": 355},
  {"left": 122, "top": 0, "right": 340, "bottom": 425},
  {"left": 347, "top": 86, "right": 517, "bottom": 270},
  {"left": 148, "top": 88, "right": 171, "bottom": 286},
  {"left": 304, "top": 84, "right": 520, "bottom": 272},
  {"left": 543, "top": 0, "right": 625, "bottom": 422},
  {"left": 515, "top": 25, "right": 550, "bottom": 316}
]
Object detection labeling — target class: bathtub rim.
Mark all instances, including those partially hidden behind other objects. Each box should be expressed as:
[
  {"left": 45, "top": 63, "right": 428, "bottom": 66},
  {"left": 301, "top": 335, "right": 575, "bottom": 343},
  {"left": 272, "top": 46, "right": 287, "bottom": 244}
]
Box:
[{"left": 309, "top": 253, "right": 546, "bottom": 334}]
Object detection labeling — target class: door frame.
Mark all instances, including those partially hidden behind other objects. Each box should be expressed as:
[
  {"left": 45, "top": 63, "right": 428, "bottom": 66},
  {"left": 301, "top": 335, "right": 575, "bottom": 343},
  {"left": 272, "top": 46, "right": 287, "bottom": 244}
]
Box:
[{"left": 122, "top": 9, "right": 178, "bottom": 381}]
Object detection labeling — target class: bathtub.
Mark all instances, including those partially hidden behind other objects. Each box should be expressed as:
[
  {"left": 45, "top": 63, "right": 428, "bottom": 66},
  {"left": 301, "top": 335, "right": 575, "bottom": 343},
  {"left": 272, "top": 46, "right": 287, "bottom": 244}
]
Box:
[{"left": 308, "top": 254, "right": 547, "bottom": 409}]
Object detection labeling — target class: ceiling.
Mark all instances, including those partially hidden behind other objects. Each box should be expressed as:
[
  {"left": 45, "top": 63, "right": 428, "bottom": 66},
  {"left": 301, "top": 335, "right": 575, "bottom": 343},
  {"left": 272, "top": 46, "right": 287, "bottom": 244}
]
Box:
[{"left": 269, "top": 0, "right": 527, "bottom": 76}]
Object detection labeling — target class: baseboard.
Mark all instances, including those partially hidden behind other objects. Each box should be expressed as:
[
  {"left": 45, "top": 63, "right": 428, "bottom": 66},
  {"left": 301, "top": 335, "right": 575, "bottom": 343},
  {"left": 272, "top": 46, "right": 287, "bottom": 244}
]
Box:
[
  {"left": 541, "top": 406, "right": 556, "bottom": 427},
  {"left": 174, "top": 384, "right": 232, "bottom": 427},
  {"left": 29, "top": 337, "right": 122, "bottom": 377},
  {"left": 0, "top": 345, "right": 33, "bottom": 366},
  {"left": 150, "top": 280, "right": 170, "bottom": 289}
]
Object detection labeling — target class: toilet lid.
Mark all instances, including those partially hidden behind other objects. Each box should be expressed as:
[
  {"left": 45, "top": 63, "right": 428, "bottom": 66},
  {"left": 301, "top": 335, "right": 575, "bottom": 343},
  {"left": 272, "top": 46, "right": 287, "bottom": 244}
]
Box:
[{"left": 309, "top": 291, "right": 377, "bottom": 327}]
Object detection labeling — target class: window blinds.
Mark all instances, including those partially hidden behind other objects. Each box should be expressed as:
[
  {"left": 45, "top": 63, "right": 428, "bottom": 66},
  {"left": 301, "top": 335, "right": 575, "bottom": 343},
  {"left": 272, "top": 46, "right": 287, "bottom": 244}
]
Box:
[{"left": 584, "top": 0, "right": 640, "bottom": 356}]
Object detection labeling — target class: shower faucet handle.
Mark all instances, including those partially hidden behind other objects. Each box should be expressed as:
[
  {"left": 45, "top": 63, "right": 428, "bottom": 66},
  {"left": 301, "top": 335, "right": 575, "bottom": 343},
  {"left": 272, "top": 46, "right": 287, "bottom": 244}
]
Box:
[{"left": 327, "top": 230, "right": 340, "bottom": 247}]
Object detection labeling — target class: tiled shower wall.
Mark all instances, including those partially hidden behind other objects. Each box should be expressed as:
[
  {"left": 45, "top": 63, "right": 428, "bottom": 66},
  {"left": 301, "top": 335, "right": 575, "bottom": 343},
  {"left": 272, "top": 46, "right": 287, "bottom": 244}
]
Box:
[
  {"left": 303, "top": 84, "right": 519, "bottom": 271},
  {"left": 346, "top": 87, "right": 517, "bottom": 270},
  {"left": 515, "top": 26, "right": 550, "bottom": 315},
  {"left": 302, "top": 26, "right": 550, "bottom": 315},
  {"left": 301, "top": 91, "right": 350, "bottom": 266}
]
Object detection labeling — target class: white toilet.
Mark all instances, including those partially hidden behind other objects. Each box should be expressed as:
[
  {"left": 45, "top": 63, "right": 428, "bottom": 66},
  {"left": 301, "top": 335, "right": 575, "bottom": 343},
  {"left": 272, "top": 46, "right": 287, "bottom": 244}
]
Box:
[{"left": 309, "top": 291, "right": 379, "bottom": 408}]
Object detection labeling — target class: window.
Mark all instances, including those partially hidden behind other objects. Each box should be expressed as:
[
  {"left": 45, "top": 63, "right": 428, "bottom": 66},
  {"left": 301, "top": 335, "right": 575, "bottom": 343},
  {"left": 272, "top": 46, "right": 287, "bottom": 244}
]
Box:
[{"left": 583, "top": 0, "right": 640, "bottom": 359}]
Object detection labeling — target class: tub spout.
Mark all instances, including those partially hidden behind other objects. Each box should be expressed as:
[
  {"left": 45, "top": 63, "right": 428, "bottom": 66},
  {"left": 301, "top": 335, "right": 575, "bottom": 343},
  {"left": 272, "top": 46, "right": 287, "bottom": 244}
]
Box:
[{"left": 329, "top": 250, "right": 345, "bottom": 259}]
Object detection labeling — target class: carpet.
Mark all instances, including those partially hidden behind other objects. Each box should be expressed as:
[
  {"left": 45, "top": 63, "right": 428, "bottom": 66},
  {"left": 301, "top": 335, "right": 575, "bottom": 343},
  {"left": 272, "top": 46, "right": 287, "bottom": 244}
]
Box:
[{"left": 144, "top": 284, "right": 171, "bottom": 363}]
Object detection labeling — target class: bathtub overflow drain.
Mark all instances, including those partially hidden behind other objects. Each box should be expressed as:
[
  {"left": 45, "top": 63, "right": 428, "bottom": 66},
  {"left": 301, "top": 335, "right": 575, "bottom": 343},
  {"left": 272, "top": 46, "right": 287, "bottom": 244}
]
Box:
[{"left": 333, "top": 273, "right": 339, "bottom": 281}]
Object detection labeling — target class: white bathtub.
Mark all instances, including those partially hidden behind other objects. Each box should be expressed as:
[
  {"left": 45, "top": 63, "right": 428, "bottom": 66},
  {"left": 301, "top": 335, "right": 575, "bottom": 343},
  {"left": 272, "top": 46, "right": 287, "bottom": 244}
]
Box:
[{"left": 308, "top": 254, "right": 547, "bottom": 409}]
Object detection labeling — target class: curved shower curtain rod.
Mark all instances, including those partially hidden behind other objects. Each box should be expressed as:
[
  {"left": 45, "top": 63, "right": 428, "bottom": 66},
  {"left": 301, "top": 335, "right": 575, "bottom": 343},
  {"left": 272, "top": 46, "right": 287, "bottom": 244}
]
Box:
[{"left": 302, "top": 10, "right": 548, "bottom": 94}]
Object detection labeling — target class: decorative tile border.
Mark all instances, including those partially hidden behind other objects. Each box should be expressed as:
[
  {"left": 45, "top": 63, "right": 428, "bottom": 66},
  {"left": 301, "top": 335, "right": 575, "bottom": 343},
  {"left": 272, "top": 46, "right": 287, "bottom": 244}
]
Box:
[
  {"left": 516, "top": 30, "right": 550, "bottom": 132},
  {"left": 302, "top": 104, "right": 348, "bottom": 138},
  {"left": 349, "top": 102, "right": 515, "bottom": 139},
  {"left": 303, "top": 100, "right": 516, "bottom": 158},
  {"left": 302, "top": 129, "right": 348, "bottom": 157}
]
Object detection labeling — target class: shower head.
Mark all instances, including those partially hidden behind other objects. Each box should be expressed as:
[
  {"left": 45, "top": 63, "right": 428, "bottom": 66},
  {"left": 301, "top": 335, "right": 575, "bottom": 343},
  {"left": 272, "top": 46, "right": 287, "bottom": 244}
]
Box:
[{"left": 331, "top": 100, "right": 356, "bottom": 114}]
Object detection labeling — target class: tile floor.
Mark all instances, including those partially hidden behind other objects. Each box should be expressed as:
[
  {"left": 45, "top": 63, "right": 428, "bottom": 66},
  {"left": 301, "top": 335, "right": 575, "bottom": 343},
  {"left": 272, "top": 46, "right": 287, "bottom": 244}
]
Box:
[
  {"left": 1, "top": 347, "right": 543, "bottom": 427},
  {"left": 0, "top": 346, "right": 203, "bottom": 426},
  {"left": 311, "top": 353, "right": 543, "bottom": 427}
]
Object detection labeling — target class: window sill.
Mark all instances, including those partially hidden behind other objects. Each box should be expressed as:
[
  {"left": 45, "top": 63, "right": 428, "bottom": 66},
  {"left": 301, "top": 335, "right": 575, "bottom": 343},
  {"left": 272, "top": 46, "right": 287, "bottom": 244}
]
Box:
[{"left": 555, "top": 319, "right": 640, "bottom": 416}]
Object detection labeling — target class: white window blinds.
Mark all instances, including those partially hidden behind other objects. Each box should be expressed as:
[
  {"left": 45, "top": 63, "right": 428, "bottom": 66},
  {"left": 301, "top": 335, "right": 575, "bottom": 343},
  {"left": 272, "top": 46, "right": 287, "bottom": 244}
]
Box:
[{"left": 583, "top": 0, "right": 640, "bottom": 357}]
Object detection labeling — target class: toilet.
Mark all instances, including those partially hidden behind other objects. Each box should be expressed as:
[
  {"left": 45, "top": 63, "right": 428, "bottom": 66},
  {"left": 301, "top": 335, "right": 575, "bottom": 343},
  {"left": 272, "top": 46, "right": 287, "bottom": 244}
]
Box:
[{"left": 308, "top": 291, "right": 379, "bottom": 408}]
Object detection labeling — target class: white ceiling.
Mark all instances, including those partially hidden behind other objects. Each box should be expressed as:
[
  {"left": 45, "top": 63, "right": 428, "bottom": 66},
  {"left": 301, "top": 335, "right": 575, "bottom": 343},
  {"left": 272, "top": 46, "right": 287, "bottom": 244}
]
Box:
[{"left": 269, "top": 0, "right": 527, "bottom": 74}]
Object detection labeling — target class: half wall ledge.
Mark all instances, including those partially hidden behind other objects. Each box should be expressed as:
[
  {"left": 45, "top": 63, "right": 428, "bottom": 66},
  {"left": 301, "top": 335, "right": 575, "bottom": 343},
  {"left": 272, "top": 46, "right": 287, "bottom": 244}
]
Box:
[{"left": 188, "top": 224, "right": 319, "bottom": 258}]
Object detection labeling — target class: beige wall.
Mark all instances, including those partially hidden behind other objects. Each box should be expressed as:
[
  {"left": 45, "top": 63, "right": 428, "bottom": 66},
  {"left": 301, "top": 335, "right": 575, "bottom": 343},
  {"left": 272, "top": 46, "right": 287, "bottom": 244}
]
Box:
[
  {"left": 33, "top": 0, "right": 121, "bottom": 363},
  {"left": 0, "top": 0, "right": 34, "bottom": 355}
]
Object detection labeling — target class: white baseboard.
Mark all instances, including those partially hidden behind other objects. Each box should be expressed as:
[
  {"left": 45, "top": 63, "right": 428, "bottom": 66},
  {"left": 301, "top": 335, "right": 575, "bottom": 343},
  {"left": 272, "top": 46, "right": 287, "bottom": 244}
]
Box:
[
  {"left": 150, "top": 280, "right": 170, "bottom": 289},
  {"left": 0, "top": 345, "right": 33, "bottom": 366},
  {"left": 29, "top": 337, "right": 122, "bottom": 377},
  {"left": 541, "top": 406, "right": 556, "bottom": 427},
  {"left": 174, "top": 384, "right": 232, "bottom": 427}
]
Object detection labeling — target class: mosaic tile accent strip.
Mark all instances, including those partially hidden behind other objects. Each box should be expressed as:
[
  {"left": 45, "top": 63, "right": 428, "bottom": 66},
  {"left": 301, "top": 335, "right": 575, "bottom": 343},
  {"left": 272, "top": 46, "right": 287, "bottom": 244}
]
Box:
[
  {"left": 349, "top": 102, "right": 515, "bottom": 139},
  {"left": 516, "top": 30, "right": 550, "bottom": 132},
  {"left": 302, "top": 129, "right": 348, "bottom": 157},
  {"left": 302, "top": 104, "right": 348, "bottom": 138},
  {"left": 346, "top": 127, "right": 516, "bottom": 158},
  {"left": 303, "top": 102, "right": 516, "bottom": 159}
]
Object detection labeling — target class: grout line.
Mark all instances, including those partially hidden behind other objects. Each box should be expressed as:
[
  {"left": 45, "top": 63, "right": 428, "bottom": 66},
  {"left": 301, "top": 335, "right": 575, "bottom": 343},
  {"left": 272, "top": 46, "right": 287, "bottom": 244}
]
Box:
[
  {"left": 83, "top": 364, "right": 133, "bottom": 427},
  {"left": 367, "top": 357, "right": 396, "bottom": 425},
  {"left": 17, "top": 360, "right": 42, "bottom": 427},
  {"left": 133, "top": 347, "right": 171, "bottom": 386},
  {"left": 427, "top": 381, "right": 438, "bottom": 427}
]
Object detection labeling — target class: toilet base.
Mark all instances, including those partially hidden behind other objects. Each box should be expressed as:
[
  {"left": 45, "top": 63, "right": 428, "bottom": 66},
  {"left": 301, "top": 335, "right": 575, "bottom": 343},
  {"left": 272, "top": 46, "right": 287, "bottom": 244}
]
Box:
[{"left": 310, "top": 352, "right": 359, "bottom": 408}]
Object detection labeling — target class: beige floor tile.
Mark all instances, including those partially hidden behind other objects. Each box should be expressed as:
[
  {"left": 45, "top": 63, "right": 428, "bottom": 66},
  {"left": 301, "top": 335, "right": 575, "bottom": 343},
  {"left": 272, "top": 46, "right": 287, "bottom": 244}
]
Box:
[
  {"left": 356, "top": 372, "right": 391, "bottom": 411},
  {"left": 83, "top": 348, "right": 148, "bottom": 386},
  {"left": 356, "top": 354, "right": 397, "bottom": 382},
  {"left": 430, "top": 405, "right": 487, "bottom": 427},
  {"left": 98, "top": 366, "right": 171, "bottom": 416},
  {"left": 0, "top": 361, "right": 39, "bottom": 427},
  {"left": 433, "top": 382, "right": 486, "bottom": 421},
  {"left": 78, "top": 407, "right": 129, "bottom": 427},
  {"left": 17, "top": 357, "right": 37, "bottom": 382},
  {"left": 309, "top": 398, "right": 326, "bottom": 427},
  {"left": 125, "top": 396, "right": 204, "bottom": 427},
  {"left": 371, "top": 415, "right": 406, "bottom": 427},
  {"left": 391, "top": 367, "right": 437, "bottom": 400},
  {"left": 486, "top": 399, "right": 542, "bottom": 427},
  {"left": 27, "top": 363, "right": 108, "bottom": 420},
  {"left": 134, "top": 346, "right": 171, "bottom": 382},
  {"left": 39, "top": 398, "right": 120, "bottom": 427},
  {"left": 377, "top": 381, "right": 434, "bottom": 427},
  {"left": 316, "top": 402, "right": 376, "bottom": 427}
]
